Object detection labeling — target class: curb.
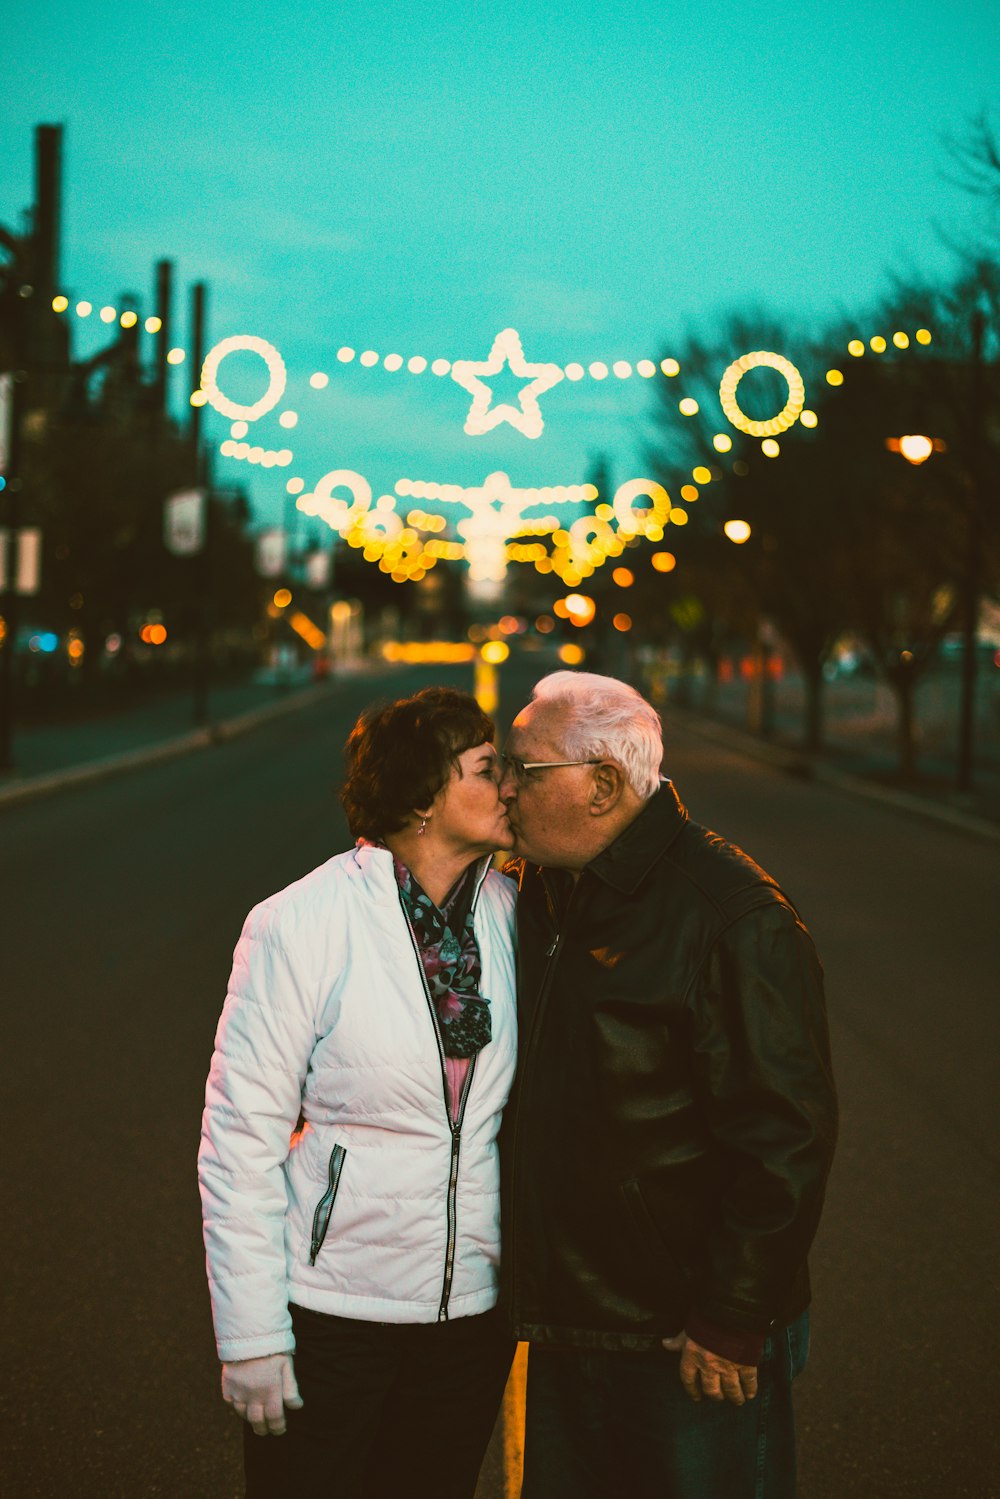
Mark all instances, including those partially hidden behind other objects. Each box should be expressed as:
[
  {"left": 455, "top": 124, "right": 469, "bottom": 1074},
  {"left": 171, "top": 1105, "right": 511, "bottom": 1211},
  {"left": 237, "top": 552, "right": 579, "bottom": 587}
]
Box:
[
  {"left": 665, "top": 707, "right": 1000, "bottom": 847},
  {"left": 0, "top": 681, "right": 336, "bottom": 812}
]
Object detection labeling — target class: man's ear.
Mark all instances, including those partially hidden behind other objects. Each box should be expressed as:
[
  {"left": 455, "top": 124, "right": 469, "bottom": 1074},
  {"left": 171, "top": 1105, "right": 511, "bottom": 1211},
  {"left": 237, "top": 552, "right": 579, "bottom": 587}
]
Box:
[{"left": 589, "top": 762, "right": 626, "bottom": 816}]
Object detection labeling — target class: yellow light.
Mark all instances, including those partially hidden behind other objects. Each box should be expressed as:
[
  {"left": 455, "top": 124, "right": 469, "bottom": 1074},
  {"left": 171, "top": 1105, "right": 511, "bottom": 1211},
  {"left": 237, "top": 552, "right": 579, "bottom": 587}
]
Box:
[
  {"left": 893, "top": 331, "right": 910, "bottom": 349},
  {"left": 67, "top": 638, "right": 85, "bottom": 660},
  {"left": 273, "top": 588, "right": 292, "bottom": 608},
  {"left": 52, "top": 295, "right": 69, "bottom": 312},
  {"left": 651, "top": 551, "right": 676, "bottom": 573},
  {"left": 724, "top": 520, "right": 751, "bottom": 543},
  {"left": 719, "top": 350, "right": 805, "bottom": 437},
  {"left": 848, "top": 340, "right": 865, "bottom": 357},
  {"left": 76, "top": 301, "right": 92, "bottom": 317},
  {"left": 915, "top": 328, "right": 932, "bottom": 345},
  {"left": 636, "top": 359, "right": 656, "bottom": 377},
  {"left": 713, "top": 433, "right": 733, "bottom": 453},
  {"left": 679, "top": 398, "right": 699, "bottom": 416},
  {"left": 100, "top": 305, "right": 117, "bottom": 323},
  {"left": 670, "top": 508, "right": 689, "bottom": 525},
  {"left": 870, "top": 336, "right": 887, "bottom": 353},
  {"left": 680, "top": 485, "right": 699, "bottom": 502},
  {"left": 800, "top": 410, "right": 818, "bottom": 428},
  {"left": 279, "top": 411, "right": 298, "bottom": 429},
  {"left": 612, "top": 613, "right": 632, "bottom": 632},
  {"left": 899, "top": 434, "right": 933, "bottom": 465},
  {"left": 612, "top": 567, "right": 634, "bottom": 587},
  {"left": 558, "top": 643, "right": 585, "bottom": 666},
  {"left": 564, "top": 594, "right": 596, "bottom": 627},
  {"left": 120, "top": 310, "right": 138, "bottom": 328},
  {"left": 826, "top": 369, "right": 844, "bottom": 386},
  {"left": 661, "top": 359, "right": 680, "bottom": 376},
  {"left": 595, "top": 503, "right": 614, "bottom": 520},
  {"left": 167, "top": 348, "right": 186, "bottom": 365},
  {"left": 481, "top": 640, "right": 510, "bottom": 664},
  {"left": 761, "top": 438, "right": 780, "bottom": 457},
  {"left": 190, "top": 389, "right": 208, "bottom": 407},
  {"left": 289, "top": 611, "right": 326, "bottom": 651},
  {"left": 692, "top": 466, "right": 712, "bottom": 484},
  {"left": 145, "top": 315, "right": 162, "bottom": 334}
]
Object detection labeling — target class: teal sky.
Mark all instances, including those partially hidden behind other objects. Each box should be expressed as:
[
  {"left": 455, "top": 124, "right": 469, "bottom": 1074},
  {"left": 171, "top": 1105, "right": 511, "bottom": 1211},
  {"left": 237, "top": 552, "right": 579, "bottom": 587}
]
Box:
[{"left": 2, "top": 0, "right": 998, "bottom": 529}]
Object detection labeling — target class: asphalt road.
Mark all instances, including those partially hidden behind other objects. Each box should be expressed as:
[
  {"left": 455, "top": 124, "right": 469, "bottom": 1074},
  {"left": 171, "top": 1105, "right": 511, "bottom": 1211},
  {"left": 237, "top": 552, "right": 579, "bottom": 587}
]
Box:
[{"left": 1, "top": 653, "right": 997, "bottom": 1498}]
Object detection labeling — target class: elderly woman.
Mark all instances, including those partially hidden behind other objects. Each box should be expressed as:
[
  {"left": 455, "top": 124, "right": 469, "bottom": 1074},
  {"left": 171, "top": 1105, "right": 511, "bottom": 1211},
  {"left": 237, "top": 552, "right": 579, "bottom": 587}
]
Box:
[{"left": 198, "top": 687, "right": 517, "bottom": 1498}]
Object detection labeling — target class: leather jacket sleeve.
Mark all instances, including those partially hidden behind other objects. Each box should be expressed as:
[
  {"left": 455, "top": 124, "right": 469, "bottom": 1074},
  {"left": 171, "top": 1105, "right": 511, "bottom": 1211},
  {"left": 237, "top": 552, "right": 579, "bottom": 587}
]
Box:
[{"left": 684, "top": 900, "right": 838, "bottom": 1335}]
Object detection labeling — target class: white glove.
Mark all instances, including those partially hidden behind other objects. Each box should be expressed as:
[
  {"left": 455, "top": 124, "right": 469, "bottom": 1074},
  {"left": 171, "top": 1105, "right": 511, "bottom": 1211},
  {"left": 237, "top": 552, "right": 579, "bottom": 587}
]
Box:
[{"left": 221, "top": 1352, "right": 303, "bottom": 1436}]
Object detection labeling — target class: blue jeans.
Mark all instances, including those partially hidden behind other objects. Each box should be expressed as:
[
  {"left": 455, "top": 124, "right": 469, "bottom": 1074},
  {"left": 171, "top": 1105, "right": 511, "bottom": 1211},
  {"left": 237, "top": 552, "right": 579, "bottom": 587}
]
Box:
[{"left": 522, "top": 1310, "right": 810, "bottom": 1499}]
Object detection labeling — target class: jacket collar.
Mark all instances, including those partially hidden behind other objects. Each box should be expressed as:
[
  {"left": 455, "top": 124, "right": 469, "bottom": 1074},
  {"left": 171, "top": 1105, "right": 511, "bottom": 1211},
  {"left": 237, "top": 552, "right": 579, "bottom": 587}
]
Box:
[
  {"left": 585, "top": 779, "right": 688, "bottom": 895},
  {"left": 349, "top": 840, "right": 494, "bottom": 907}
]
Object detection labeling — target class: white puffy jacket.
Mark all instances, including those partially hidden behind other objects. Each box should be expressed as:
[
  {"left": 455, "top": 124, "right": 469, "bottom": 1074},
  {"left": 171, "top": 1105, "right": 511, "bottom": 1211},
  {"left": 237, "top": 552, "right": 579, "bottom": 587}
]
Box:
[{"left": 198, "top": 843, "right": 517, "bottom": 1362}]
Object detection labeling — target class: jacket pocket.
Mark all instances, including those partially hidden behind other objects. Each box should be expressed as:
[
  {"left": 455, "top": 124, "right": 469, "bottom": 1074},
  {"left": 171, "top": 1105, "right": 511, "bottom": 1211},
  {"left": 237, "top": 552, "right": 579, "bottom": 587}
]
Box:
[
  {"left": 308, "top": 1144, "right": 347, "bottom": 1266},
  {"left": 621, "top": 1174, "right": 696, "bottom": 1287}
]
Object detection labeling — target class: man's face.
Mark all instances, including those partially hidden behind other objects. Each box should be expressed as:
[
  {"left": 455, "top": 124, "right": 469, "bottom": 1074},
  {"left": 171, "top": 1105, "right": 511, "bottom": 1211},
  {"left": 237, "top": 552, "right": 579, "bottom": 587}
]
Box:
[{"left": 498, "top": 701, "right": 597, "bottom": 869}]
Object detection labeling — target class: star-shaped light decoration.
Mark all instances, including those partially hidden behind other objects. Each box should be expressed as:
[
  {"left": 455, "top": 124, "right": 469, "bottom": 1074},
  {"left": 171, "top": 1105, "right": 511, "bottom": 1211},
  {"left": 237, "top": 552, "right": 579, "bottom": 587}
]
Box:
[{"left": 450, "top": 328, "right": 565, "bottom": 439}]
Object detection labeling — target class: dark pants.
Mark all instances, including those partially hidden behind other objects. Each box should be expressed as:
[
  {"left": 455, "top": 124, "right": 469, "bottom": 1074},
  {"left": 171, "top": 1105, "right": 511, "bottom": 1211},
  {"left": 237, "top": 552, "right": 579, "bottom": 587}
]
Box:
[
  {"left": 522, "top": 1310, "right": 810, "bottom": 1499},
  {"left": 243, "top": 1303, "right": 514, "bottom": 1499}
]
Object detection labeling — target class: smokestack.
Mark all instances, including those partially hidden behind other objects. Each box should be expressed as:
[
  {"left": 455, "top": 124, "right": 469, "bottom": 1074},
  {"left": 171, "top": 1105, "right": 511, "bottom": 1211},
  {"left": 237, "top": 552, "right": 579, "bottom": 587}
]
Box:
[
  {"left": 153, "top": 259, "right": 173, "bottom": 418},
  {"left": 33, "top": 124, "right": 63, "bottom": 298},
  {"left": 189, "top": 280, "right": 206, "bottom": 447}
]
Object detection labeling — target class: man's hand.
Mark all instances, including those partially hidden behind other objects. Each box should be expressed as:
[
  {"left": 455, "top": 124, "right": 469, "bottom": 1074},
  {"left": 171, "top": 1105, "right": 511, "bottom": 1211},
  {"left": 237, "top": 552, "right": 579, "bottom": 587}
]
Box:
[
  {"left": 661, "top": 1332, "right": 758, "bottom": 1405},
  {"left": 221, "top": 1352, "right": 303, "bottom": 1436}
]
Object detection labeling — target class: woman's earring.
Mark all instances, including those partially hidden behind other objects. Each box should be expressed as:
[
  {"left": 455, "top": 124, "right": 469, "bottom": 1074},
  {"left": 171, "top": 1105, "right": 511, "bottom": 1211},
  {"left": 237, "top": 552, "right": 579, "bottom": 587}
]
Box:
[{"left": 418, "top": 818, "right": 426, "bottom": 836}]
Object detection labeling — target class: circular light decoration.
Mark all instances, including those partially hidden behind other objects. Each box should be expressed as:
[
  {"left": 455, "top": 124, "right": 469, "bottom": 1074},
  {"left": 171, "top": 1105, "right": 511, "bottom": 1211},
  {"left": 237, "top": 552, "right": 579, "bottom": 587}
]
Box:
[
  {"left": 201, "top": 335, "right": 287, "bottom": 422},
  {"left": 613, "top": 479, "right": 671, "bottom": 537},
  {"left": 297, "top": 468, "right": 372, "bottom": 534},
  {"left": 719, "top": 351, "right": 806, "bottom": 438},
  {"left": 724, "top": 520, "right": 752, "bottom": 544}
]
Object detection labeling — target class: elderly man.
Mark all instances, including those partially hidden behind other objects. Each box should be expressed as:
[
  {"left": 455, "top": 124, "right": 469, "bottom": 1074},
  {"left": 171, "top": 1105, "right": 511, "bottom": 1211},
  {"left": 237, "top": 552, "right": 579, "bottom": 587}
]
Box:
[{"left": 498, "top": 671, "right": 837, "bottom": 1499}]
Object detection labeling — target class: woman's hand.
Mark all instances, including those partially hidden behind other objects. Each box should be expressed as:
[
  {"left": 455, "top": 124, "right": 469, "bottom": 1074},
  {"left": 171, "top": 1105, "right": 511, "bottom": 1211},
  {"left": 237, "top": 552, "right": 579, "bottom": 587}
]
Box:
[{"left": 221, "top": 1352, "right": 303, "bottom": 1436}]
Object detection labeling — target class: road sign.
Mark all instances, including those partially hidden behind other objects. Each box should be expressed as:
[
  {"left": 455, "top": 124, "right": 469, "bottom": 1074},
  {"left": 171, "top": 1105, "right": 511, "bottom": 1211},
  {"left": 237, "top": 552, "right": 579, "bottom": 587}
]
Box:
[
  {"left": 164, "top": 489, "right": 206, "bottom": 556},
  {"left": 0, "top": 527, "right": 41, "bottom": 595},
  {"left": 255, "top": 528, "right": 286, "bottom": 578}
]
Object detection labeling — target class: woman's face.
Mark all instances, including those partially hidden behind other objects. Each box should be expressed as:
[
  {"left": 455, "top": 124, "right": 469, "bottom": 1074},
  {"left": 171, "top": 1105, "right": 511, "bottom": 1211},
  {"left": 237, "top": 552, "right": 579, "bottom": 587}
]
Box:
[{"left": 430, "top": 741, "right": 514, "bottom": 855}]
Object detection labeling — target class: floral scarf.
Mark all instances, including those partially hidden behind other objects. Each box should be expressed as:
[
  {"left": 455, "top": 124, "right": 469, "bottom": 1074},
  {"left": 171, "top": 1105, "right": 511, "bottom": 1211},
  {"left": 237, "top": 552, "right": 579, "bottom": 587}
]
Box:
[{"left": 391, "top": 855, "right": 492, "bottom": 1060}]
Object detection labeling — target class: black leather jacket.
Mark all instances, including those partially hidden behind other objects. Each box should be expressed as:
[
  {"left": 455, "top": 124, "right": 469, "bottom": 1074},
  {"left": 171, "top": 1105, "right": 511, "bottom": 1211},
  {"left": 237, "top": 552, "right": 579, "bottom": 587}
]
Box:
[{"left": 499, "top": 781, "right": 838, "bottom": 1353}]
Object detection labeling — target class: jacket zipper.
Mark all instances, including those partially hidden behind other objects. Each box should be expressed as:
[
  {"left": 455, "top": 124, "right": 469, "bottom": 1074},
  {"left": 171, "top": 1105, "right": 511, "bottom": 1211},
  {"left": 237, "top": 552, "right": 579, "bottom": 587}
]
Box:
[
  {"left": 507, "top": 875, "right": 581, "bottom": 1323},
  {"left": 308, "top": 1142, "right": 347, "bottom": 1265},
  {"left": 396, "top": 860, "right": 488, "bottom": 1321}
]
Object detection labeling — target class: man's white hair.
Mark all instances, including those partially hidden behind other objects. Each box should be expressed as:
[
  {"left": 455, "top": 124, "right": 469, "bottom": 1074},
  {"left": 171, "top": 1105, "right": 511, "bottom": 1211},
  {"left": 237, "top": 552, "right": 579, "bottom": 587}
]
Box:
[{"left": 531, "top": 671, "right": 663, "bottom": 799}]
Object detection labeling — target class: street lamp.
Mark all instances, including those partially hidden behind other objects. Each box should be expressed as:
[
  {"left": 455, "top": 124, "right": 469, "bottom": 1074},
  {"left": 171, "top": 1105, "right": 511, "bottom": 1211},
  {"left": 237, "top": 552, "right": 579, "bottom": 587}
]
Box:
[{"left": 885, "top": 434, "right": 946, "bottom": 466}]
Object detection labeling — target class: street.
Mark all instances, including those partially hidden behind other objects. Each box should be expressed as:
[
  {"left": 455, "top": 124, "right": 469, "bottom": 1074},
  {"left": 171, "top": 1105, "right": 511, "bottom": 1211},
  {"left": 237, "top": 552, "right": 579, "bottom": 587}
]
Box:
[{"left": 1, "top": 656, "right": 998, "bottom": 1498}]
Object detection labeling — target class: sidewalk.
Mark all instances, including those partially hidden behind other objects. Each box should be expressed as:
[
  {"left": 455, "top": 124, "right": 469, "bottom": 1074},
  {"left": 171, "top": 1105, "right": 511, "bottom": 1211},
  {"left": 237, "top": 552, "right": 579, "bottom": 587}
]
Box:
[
  {"left": 0, "top": 666, "right": 338, "bottom": 809},
  {"left": 662, "top": 693, "right": 1000, "bottom": 846}
]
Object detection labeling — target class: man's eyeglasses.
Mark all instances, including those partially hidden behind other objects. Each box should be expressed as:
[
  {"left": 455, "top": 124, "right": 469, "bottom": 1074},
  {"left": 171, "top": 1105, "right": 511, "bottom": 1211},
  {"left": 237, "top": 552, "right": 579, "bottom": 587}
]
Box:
[{"left": 500, "top": 753, "right": 602, "bottom": 785}]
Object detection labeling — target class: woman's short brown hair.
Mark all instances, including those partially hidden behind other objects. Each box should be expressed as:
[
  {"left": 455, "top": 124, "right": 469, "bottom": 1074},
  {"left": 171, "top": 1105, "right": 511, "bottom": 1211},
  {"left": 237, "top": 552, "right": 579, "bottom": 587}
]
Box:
[{"left": 340, "top": 686, "right": 495, "bottom": 841}]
